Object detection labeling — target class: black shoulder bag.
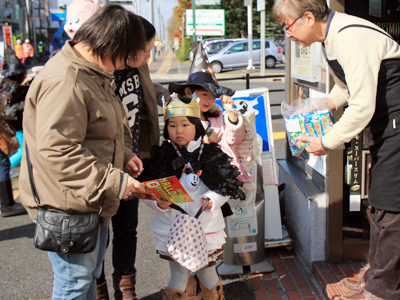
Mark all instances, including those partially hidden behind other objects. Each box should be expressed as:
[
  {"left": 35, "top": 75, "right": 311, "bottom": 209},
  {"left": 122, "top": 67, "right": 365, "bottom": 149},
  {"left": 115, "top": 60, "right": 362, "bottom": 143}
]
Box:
[{"left": 26, "top": 142, "right": 115, "bottom": 253}]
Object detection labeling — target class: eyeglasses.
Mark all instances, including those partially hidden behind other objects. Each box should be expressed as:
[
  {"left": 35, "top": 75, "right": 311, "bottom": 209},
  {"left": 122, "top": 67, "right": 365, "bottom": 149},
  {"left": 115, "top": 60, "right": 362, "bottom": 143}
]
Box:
[{"left": 282, "top": 15, "right": 302, "bottom": 31}]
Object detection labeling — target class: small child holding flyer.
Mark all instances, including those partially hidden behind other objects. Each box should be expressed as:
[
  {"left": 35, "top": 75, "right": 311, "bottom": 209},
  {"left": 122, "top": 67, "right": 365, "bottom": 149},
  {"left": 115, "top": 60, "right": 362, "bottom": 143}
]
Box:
[
  {"left": 138, "top": 93, "right": 245, "bottom": 299},
  {"left": 169, "top": 43, "right": 255, "bottom": 191}
]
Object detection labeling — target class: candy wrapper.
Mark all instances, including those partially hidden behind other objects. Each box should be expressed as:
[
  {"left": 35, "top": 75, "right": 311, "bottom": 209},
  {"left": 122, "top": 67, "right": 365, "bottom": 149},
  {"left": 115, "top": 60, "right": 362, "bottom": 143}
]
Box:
[{"left": 281, "top": 98, "right": 335, "bottom": 157}]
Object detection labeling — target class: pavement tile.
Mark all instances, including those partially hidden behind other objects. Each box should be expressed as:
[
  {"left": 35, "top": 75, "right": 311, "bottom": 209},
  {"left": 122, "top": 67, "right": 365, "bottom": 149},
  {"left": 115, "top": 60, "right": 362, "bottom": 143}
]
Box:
[
  {"left": 283, "top": 257, "right": 298, "bottom": 270},
  {"left": 281, "top": 275, "right": 297, "bottom": 291},
  {"left": 330, "top": 264, "right": 345, "bottom": 278},
  {"left": 270, "top": 293, "right": 284, "bottom": 300},
  {"left": 297, "top": 281, "right": 311, "bottom": 290},
  {"left": 264, "top": 277, "right": 281, "bottom": 295},
  {"left": 300, "top": 289, "right": 315, "bottom": 297},
  {"left": 270, "top": 253, "right": 283, "bottom": 263},
  {"left": 287, "top": 291, "right": 303, "bottom": 300},
  {"left": 289, "top": 269, "right": 307, "bottom": 283},
  {"left": 275, "top": 263, "right": 288, "bottom": 277}
]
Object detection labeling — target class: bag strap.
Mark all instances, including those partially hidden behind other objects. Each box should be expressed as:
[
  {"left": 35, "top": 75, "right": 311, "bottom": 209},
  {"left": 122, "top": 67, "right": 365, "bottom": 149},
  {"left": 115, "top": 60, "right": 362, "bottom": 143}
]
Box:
[
  {"left": 169, "top": 198, "right": 210, "bottom": 219},
  {"left": 25, "top": 139, "right": 116, "bottom": 213}
]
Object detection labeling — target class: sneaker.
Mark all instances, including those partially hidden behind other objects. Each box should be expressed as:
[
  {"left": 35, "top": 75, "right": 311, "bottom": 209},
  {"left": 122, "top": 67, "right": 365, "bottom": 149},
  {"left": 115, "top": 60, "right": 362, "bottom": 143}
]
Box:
[
  {"left": 1, "top": 202, "right": 27, "bottom": 217},
  {"left": 340, "top": 277, "right": 365, "bottom": 295},
  {"left": 335, "top": 288, "right": 386, "bottom": 300}
]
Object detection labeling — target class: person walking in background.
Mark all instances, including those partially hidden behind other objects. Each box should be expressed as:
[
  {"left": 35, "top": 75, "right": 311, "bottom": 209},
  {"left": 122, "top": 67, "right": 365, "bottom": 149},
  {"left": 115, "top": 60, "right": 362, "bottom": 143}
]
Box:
[
  {"left": 138, "top": 94, "right": 245, "bottom": 300},
  {"left": 37, "top": 41, "right": 44, "bottom": 63},
  {"left": 0, "top": 46, "right": 29, "bottom": 218},
  {"left": 96, "top": 16, "right": 169, "bottom": 300},
  {"left": 19, "top": 5, "right": 147, "bottom": 299},
  {"left": 22, "top": 39, "right": 34, "bottom": 65},
  {"left": 15, "top": 39, "right": 24, "bottom": 63},
  {"left": 273, "top": 1, "right": 400, "bottom": 299}
]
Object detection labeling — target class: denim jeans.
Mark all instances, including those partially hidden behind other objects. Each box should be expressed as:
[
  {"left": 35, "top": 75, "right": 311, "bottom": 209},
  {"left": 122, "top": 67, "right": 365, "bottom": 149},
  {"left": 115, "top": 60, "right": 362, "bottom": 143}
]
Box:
[
  {"left": 0, "top": 150, "right": 11, "bottom": 181},
  {"left": 48, "top": 225, "right": 109, "bottom": 300}
]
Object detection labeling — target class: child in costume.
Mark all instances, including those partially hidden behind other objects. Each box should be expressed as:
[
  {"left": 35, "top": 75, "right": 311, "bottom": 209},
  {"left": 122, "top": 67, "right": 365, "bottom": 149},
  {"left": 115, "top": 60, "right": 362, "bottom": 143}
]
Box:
[
  {"left": 169, "top": 43, "right": 255, "bottom": 191},
  {"left": 138, "top": 93, "right": 245, "bottom": 299}
]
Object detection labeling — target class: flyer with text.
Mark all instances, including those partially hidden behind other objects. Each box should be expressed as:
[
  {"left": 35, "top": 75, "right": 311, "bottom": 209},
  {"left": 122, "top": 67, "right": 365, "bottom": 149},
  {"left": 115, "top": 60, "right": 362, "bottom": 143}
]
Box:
[{"left": 134, "top": 176, "right": 194, "bottom": 203}]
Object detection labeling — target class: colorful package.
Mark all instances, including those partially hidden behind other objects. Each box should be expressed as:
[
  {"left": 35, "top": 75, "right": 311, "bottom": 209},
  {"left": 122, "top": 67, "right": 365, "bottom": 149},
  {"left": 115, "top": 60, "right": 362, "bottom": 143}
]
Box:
[{"left": 281, "top": 98, "right": 335, "bottom": 157}]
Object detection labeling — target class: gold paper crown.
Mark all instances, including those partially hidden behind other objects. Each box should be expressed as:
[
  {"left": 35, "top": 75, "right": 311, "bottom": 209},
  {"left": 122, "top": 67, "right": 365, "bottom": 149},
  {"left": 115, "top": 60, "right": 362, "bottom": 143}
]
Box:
[{"left": 163, "top": 93, "right": 201, "bottom": 120}]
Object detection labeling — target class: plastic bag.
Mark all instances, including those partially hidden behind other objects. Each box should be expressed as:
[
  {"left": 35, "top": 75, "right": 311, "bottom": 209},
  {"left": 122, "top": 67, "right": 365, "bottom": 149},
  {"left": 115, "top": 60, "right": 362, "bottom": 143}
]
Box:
[{"left": 281, "top": 98, "right": 335, "bottom": 157}]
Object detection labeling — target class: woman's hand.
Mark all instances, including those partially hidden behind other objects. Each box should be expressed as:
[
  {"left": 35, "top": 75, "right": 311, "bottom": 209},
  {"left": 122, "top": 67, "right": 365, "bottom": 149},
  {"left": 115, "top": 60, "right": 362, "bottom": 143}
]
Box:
[
  {"left": 156, "top": 199, "right": 171, "bottom": 209},
  {"left": 125, "top": 156, "right": 143, "bottom": 178},
  {"left": 122, "top": 176, "right": 146, "bottom": 199},
  {"left": 204, "top": 128, "right": 222, "bottom": 144}
]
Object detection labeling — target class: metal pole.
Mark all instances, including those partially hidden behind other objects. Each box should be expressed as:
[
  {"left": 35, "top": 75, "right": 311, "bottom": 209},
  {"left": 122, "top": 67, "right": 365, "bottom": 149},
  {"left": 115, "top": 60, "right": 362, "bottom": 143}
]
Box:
[
  {"left": 260, "top": 10, "right": 265, "bottom": 76},
  {"left": 192, "top": 0, "right": 196, "bottom": 49},
  {"left": 246, "top": 73, "right": 250, "bottom": 89},
  {"left": 182, "top": 13, "right": 185, "bottom": 49},
  {"left": 103, "top": 0, "right": 109, "bottom": 5},
  {"left": 246, "top": 3, "right": 254, "bottom": 70},
  {"left": 149, "top": 0, "right": 154, "bottom": 62},
  {"left": 32, "top": 0, "right": 37, "bottom": 55},
  {"left": 158, "top": 6, "right": 162, "bottom": 42},
  {"left": 137, "top": 0, "right": 140, "bottom": 15}
]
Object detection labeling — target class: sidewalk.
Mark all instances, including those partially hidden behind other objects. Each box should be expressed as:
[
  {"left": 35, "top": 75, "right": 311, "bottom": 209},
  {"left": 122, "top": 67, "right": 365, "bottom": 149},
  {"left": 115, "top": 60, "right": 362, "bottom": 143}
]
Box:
[{"left": 4, "top": 171, "right": 364, "bottom": 300}]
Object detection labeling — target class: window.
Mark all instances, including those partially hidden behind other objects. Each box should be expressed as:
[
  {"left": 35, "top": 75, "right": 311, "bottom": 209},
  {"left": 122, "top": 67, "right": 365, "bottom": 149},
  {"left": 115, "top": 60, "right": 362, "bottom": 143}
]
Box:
[
  {"left": 265, "top": 41, "right": 270, "bottom": 48},
  {"left": 253, "top": 41, "right": 261, "bottom": 50},
  {"left": 229, "top": 43, "right": 247, "bottom": 53}
]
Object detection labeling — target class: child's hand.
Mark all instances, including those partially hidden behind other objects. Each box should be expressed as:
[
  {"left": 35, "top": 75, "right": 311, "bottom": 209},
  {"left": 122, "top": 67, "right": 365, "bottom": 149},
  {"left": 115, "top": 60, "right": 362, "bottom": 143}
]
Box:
[
  {"left": 204, "top": 128, "right": 221, "bottom": 144},
  {"left": 125, "top": 156, "right": 143, "bottom": 178},
  {"left": 220, "top": 95, "right": 234, "bottom": 111},
  {"left": 157, "top": 199, "right": 171, "bottom": 209},
  {"left": 201, "top": 197, "right": 213, "bottom": 210},
  {"left": 220, "top": 95, "right": 239, "bottom": 124}
]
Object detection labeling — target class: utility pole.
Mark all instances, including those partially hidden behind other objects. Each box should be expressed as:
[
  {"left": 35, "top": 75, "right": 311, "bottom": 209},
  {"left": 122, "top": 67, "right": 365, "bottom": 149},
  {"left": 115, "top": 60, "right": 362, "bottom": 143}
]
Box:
[
  {"left": 192, "top": 0, "right": 196, "bottom": 49},
  {"left": 246, "top": 0, "right": 254, "bottom": 70},
  {"left": 258, "top": 0, "right": 266, "bottom": 75},
  {"left": 32, "top": 0, "right": 37, "bottom": 52},
  {"left": 158, "top": 6, "right": 162, "bottom": 42},
  {"left": 149, "top": 0, "right": 154, "bottom": 62},
  {"left": 182, "top": 12, "right": 185, "bottom": 49}
]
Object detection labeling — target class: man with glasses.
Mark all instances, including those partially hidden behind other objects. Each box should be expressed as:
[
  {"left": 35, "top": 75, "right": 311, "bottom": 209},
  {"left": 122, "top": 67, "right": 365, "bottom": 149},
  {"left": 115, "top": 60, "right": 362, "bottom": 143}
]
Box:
[{"left": 273, "top": 1, "right": 400, "bottom": 300}]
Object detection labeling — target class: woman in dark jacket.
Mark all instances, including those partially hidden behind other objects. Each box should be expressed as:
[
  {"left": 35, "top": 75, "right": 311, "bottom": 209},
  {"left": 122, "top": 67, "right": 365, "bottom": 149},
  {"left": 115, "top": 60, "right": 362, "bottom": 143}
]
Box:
[{"left": 0, "top": 45, "right": 29, "bottom": 217}]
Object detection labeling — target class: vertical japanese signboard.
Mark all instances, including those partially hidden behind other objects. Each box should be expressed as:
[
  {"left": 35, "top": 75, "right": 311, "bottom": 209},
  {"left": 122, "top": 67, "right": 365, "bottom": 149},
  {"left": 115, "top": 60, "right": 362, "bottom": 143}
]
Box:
[
  {"left": 349, "top": 134, "right": 362, "bottom": 211},
  {"left": 2, "top": 26, "right": 14, "bottom": 50}
]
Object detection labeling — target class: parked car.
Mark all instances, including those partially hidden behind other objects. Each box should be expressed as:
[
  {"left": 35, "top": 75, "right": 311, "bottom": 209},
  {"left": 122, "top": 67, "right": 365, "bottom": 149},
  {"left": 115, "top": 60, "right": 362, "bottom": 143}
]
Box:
[
  {"left": 273, "top": 37, "right": 285, "bottom": 54},
  {"left": 273, "top": 37, "right": 286, "bottom": 64},
  {"left": 189, "top": 38, "right": 245, "bottom": 61},
  {"left": 208, "top": 39, "right": 283, "bottom": 73},
  {"left": 189, "top": 38, "right": 219, "bottom": 61}
]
